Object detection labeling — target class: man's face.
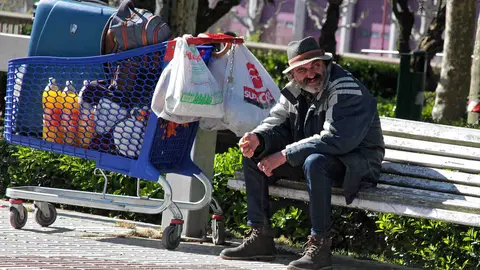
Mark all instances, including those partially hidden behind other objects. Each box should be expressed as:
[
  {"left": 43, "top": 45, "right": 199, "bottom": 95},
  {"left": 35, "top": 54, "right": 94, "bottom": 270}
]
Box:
[{"left": 292, "top": 60, "right": 326, "bottom": 93}]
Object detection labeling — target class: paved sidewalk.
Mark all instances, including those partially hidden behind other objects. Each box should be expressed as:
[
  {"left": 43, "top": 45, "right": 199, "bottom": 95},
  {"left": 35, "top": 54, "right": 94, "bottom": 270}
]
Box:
[{"left": 0, "top": 200, "right": 415, "bottom": 270}]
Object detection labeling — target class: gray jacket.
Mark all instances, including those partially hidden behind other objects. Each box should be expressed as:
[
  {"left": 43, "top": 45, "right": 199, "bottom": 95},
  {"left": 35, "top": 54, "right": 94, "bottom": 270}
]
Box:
[{"left": 252, "top": 63, "right": 385, "bottom": 204}]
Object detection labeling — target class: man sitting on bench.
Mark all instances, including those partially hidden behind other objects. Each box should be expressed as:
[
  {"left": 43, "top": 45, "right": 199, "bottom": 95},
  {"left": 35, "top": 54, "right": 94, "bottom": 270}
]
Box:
[{"left": 220, "top": 36, "right": 385, "bottom": 270}]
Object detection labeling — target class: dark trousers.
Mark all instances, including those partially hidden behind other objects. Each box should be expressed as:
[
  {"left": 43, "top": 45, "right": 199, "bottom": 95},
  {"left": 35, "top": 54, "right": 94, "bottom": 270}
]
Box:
[{"left": 244, "top": 153, "right": 345, "bottom": 236}]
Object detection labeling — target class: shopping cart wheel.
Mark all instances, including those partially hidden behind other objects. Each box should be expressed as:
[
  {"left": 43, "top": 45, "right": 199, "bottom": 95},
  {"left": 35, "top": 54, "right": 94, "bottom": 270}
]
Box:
[
  {"left": 34, "top": 203, "right": 57, "bottom": 227},
  {"left": 9, "top": 204, "right": 28, "bottom": 229},
  {"left": 162, "top": 224, "right": 182, "bottom": 250},
  {"left": 211, "top": 219, "right": 225, "bottom": 245}
]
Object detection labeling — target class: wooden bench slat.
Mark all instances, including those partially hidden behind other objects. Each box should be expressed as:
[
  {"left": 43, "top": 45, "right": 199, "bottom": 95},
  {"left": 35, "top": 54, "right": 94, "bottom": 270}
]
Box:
[
  {"left": 382, "top": 162, "right": 480, "bottom": 187},
  {"left": 228, "top": 179, "right": 480, "bottom": 227},
  {"left": 380, "top": 117, "right": 480, "bottom": 147},
  {"left": 231, "top": 178, "right": 480, "bottom": 214},
  {"left": 379, "top": 174, "right": 480, "bottom": 198},
  {"left": 384, "top": 135, "right": 480, "bottom": 161},
  {"left": 374, "top": 184, "right": 480, "bottom": 212},
  {"left": 385, "top": 149, "right": 480, "bottom": 173},
  {"left": 272, "top": 179, "right": 480, "bottom": 211}
]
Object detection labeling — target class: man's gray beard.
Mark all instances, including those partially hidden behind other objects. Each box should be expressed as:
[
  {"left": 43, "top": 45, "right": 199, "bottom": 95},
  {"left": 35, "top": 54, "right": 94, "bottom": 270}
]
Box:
[{"left": 300, "top": 81, "right": 324, "bottom": 94}]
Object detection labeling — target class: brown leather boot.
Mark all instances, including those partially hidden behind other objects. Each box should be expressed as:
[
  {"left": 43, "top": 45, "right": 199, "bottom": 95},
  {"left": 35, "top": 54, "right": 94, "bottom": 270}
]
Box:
[
  {"left": 220, "top": 227, "right": 276, "bottom": 261},
  {"left": 287, "top": 235, "right": 332, "bottom": 270}
]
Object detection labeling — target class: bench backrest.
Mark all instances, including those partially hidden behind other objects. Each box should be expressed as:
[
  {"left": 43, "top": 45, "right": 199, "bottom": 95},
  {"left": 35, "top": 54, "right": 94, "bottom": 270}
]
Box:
[{"left": 379, "top": 117, "right": 480, "bottom": 198}]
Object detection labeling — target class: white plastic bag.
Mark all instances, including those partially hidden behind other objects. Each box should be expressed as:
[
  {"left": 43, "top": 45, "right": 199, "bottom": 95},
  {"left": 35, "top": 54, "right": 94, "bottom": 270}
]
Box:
[
  {"left": 163, "top": 36, "right": 224, "bottom": 119},
  {"left": 201, "top": 43, "right": 280, "bottom": 136},
  {"left": 151, "top": 61, "right": 199, "bottom": 123},
  {"left": 199, "top": 47, "right": 229, "bottom": 130}
]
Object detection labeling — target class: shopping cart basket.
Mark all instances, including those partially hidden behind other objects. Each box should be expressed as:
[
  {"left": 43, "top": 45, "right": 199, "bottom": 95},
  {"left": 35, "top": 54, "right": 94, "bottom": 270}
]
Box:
[{"left": 4, "top": 34, "right": 244, "bottom": 250}]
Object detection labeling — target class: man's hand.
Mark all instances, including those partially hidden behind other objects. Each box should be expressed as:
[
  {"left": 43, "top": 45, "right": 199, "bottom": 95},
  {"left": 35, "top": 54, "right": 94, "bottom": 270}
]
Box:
[
  {"left": 258, "top": 150, "right": 287, "bottom": 177},
  {"left": 239, "top": 132, "right": 260, "bottom": 158}
]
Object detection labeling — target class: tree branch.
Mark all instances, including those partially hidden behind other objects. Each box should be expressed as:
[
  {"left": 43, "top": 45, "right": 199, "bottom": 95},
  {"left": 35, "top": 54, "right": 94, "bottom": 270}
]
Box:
[
  {"left": 319, "top": 0, "right": 343, "bottom": 56},
  {"left": 255, "top": 0, "right": 265, "bottom": 21},
  {"left": 339, "top": 9, "right": 368, "bottom": 28},
  {"left": 262, "top": 0, "right": 288, "bottom": 29},
  {"left": 410, "top": 27, "right": 422, "bottom": 42},
  {"left": 391, "top": 0, "right": 401, "bottom": 18},
  {"left": 229, "top": 8, "right": 252, "bottom": 30},
  {"left": 195, "top": 0, "right": 241, "bottom": 34},
  {"left": 305, "top": 0, "right": 325, "bottom": 30},
  {"left": 390, "top": 0, "right": 414, "bottom": 53}
]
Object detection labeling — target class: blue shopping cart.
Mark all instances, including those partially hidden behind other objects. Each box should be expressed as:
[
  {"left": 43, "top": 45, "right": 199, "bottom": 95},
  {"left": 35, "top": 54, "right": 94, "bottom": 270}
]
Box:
[{"left": 4, "top": 35, "right": 244, "bottom": 250}]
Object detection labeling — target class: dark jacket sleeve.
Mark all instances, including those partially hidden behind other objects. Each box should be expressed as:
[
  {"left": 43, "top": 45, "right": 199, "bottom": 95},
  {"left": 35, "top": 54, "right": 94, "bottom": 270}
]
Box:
[
  {"left": 284, "top": 84, "right": 377, "bottom": 167},
  {"left": 251, "top": 95, "right": 293, "bottom": 158}
]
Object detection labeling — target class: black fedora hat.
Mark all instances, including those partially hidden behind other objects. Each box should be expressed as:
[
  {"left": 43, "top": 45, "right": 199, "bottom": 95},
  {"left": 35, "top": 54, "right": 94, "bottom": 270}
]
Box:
[{"left": 283, "top": 36, "right": 332, "bottom": 74}]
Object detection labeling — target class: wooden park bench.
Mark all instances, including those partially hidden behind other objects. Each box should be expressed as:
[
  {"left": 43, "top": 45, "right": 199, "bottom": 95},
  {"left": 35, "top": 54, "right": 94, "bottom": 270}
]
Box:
[{"left": 227, "top": 117, "right": 480, "bottom": 227}]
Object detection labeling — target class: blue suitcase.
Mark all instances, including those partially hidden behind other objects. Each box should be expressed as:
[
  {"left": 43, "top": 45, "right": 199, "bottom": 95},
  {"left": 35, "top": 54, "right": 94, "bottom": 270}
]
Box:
[
  {"left": 16, "top": 0, "right": 116, "bottom": 137},
  {"left": 29, "top": 0, "right": 116, "bottom": 57}
]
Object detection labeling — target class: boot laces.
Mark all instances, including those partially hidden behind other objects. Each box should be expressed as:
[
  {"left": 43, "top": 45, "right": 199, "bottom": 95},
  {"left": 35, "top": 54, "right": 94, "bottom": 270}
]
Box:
[
  {"left": 302, "top": 235, "right": 324, "bottom": 257},
  {"left": 243, "top": 228, "right": 261, "bottom": 245}
]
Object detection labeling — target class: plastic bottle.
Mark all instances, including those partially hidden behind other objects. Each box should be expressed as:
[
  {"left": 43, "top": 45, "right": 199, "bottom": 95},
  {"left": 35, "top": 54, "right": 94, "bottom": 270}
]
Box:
[
  {"left": 42, "top": 77, "right": 64, "bottom": 144},
  {"left": 63, "top": 80, "right": 76, "bottom": 94},
  {"left": 77, "top": 80, "right": 97, "bottom": 148},
  {"left": 61, "top": 80, "right": 80, "bottom": 146}
]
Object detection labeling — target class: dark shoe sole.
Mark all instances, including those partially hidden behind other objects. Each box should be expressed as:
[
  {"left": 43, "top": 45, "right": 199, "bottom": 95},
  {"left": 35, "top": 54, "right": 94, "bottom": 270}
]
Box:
[
  {"left": 220, "top": 254, "right": 275, "bottom": 261},
  {"left": 286, "top": 266, "right": 333, "bottom": 270}
]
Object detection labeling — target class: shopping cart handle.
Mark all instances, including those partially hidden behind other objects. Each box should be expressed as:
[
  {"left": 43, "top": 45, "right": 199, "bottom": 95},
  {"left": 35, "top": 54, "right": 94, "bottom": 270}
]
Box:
[
  {"left": 186, "top": 34, "right": 245, "bottom": 45},
  {"left": 164, "top": 34, "right": 244, "bottom": 61}
]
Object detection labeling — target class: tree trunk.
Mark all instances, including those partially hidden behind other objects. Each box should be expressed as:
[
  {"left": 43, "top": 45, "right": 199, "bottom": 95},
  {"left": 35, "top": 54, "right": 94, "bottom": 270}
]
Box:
[
  {"left": 417, "top": 1, "right": 446, "bottom": 92},
  {"left": 154, "top": 0, "right": 240, "bottom": 35},
  {"left": 432, "top": 0, "right": 476, "bottom": 123},
  {"left": 159, "top": 0, "right": 198, "bottom": 36},
  {"left": 391, "top": 0, "right": 414, "bottom": 53},
  {"left": 318, "top": 0, "right": 343, "bottom": 57},
  {"left": 468, "top": 12, "right": 480, "bottom": 124},
  {"left": 195, "top": 0, "right": 241, "bottom": 34}
]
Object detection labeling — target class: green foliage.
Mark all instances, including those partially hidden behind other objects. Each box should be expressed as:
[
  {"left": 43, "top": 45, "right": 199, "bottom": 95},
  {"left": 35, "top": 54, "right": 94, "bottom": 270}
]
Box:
[
  {"left": 377, "top": 97, "right": 396, "bottom": 117},
  {"left": 246, "top": 30, "right": 263, "bottom": 43},
  {"left": 212, "top": 147, "right": 248, "bottom": 231},
  {"left": 421, "top": 92, "right": 436, "bottom": 122},
  {"left": 376, "top": 214, "right": 480, "bottom": 269},
  {"left": 271, "top": 204, "right": 310, "bottom": 242},
  {"left": 0, "top": 138, "right": 18, "bottom": 197},
  {"left": 22, "top": 24, "right": 32, "bottom": 35}
]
